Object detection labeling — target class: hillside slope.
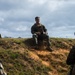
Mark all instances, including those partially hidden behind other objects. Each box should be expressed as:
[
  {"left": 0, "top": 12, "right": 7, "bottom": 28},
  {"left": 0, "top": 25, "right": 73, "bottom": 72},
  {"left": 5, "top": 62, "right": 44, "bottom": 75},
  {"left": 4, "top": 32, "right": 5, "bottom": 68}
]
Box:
[{"left": 0, "top": 38, "right": 75, "bottom": 75}]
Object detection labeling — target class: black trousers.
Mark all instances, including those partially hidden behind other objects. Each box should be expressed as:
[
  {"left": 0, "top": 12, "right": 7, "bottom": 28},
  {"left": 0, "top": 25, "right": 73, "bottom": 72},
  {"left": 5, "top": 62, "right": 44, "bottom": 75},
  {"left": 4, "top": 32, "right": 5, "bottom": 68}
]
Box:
[{"left": 33, "top": 34, "right": 50, "bottom": 46}]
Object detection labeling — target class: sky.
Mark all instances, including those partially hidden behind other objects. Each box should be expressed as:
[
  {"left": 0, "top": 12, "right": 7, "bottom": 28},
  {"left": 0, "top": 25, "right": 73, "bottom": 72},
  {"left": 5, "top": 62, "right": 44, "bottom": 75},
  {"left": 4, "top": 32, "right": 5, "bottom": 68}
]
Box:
[{"left": 0, "top": 0, "right": 75, "bottom": 38}]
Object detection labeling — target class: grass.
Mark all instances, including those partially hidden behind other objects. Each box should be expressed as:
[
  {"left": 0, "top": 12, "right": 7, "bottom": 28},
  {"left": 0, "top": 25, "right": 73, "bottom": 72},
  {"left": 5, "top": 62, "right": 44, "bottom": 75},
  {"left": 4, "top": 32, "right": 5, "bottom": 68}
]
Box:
[
  {"left": 0, "top": 38, "right": 75, "bottom": 75},
  {"left": 0, "top": 49, "right": 50, "bottom": 75},
  {"left": 50, "top": 38, "right": 75, "bottom": 49}
]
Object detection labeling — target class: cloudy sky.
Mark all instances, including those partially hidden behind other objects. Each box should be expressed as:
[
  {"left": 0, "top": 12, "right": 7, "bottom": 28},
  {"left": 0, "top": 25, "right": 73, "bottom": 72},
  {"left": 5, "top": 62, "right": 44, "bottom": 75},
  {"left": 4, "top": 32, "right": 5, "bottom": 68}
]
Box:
[{"left": 0, "top": 0, "right": 75, "bottom": 38}]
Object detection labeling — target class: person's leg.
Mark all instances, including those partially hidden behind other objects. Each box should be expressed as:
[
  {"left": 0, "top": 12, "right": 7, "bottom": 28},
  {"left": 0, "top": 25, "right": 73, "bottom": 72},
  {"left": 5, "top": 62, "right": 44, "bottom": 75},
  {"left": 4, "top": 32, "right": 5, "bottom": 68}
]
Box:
[
  {"left": 46, "top": 35, "right": 51, "bottom": 47},
  {"left": 33, "top": 34, "right": 40, "bottom": 49},
  {"left": 42, "top": 34, "right": 50, "bottom": 46},
  {"left": 42, "top": 34, "right": 53, "bottom": 51},
  {"left": 33, "top": 34, "right": 38, "bottom": 45},
  {"left": 38, "top": 35, "right": 43, "bottom": 46}
]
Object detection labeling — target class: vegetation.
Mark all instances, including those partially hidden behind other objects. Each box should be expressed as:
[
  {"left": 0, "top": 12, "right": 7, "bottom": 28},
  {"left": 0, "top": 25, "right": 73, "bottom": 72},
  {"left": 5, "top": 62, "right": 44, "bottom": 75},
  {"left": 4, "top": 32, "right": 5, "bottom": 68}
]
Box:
[{"left": 0, "top": 38, "right": 75, "bottom": 75}]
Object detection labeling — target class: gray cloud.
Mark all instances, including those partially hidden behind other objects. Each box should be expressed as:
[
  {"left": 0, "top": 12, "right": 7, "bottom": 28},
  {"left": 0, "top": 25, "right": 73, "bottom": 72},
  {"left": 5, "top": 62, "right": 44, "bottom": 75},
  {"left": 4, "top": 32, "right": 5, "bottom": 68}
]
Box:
[{"left": 0, "top": 0, "right": 75, "bottom": 38}]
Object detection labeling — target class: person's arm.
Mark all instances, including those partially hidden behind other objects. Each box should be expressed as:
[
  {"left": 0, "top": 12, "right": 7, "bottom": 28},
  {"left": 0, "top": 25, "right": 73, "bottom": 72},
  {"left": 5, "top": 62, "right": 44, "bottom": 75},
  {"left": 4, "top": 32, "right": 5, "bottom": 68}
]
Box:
[
  {"left": 31, "top": 25, "right": 35, "bottom": 34},
  {"left": 66, "top": 46, "right": 75, "bottom": 65},
  {"left": 42, "top": 25, "right": 47, "bottom": 34}
]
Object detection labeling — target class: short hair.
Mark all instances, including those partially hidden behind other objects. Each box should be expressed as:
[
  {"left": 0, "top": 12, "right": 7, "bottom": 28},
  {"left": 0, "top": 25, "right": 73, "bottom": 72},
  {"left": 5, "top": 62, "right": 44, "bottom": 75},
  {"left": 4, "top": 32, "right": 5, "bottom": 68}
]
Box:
[{"left": 35, "top": 16, "right": 40, "bottom": 20}]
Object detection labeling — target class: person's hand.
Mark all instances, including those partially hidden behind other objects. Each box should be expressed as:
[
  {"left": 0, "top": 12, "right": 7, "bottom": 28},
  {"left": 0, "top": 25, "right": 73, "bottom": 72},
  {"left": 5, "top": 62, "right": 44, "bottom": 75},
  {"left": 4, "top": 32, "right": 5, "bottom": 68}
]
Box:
[
  {"left": 36, "top": 32, "right": 41, "bottom": 35},
  {"left": 43, "top": 32, "right": 46, "bottom": 34}
]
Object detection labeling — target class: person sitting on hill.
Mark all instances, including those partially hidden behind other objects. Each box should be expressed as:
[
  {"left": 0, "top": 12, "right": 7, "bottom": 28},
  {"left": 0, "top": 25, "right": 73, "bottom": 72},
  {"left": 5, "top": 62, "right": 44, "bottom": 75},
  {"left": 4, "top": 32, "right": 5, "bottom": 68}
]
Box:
[
  {"left": 66, "top": 46, "right": 75, "bottom": 75},
  {"left": 31, "top": 16, "right": 52, "bottom": 51}
]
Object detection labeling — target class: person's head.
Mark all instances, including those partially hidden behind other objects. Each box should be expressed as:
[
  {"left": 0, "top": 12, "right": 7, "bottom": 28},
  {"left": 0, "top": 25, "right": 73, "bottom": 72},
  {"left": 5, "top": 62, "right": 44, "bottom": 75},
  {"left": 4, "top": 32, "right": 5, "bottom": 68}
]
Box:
[{"left": 35, "top": 16, "right": 40, "bottom": 23}]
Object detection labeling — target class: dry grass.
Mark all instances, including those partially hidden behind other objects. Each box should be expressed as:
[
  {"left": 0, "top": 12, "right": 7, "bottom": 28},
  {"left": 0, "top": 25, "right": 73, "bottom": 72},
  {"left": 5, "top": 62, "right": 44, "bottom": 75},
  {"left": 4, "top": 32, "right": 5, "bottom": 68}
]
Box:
[{"left": 0, "top": 38, "right": 74, "bottom": 75}]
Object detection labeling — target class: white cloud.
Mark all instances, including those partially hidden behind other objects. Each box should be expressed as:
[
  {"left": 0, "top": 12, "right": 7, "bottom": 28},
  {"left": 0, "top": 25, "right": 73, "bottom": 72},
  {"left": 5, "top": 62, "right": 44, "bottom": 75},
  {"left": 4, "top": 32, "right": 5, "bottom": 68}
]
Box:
[
  {"left": 46, "top": 1, "right": 64, "bottom": 12},
  {"left": 0, "top": 17, "right": 4, "bottom": 22},
  {"left": 16, "top": 26, "right": 28, "bottom": 31},
  {"left": 28, "top": 0, "right": 45, "bottom": 4}
]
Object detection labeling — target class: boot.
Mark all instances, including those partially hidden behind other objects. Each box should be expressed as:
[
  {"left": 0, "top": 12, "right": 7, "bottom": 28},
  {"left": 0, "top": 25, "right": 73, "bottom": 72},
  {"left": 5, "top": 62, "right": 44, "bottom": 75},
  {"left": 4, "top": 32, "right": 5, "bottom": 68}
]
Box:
[{"left": 47, "top": 46, "right": 53, "bottom": 52}]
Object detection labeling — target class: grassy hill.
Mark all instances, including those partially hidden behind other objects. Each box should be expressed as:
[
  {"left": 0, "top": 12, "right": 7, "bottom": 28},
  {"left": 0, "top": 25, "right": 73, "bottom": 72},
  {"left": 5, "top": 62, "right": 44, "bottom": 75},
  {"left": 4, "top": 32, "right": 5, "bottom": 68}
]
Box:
[{"left": 0, "top": 38, "right": 75, "bottom": 75}]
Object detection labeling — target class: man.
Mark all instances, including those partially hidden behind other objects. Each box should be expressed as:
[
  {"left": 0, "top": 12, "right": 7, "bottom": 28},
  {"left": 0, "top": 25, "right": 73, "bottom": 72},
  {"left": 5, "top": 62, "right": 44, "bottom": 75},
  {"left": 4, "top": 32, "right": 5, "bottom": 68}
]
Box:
[{"left": 31, "top": 16, "right": 52, "bottom": 51}]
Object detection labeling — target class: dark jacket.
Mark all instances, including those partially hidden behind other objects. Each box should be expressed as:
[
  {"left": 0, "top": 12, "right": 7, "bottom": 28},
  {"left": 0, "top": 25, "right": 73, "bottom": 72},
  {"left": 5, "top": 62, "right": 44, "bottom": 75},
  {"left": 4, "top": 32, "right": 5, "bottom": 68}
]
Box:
[
  {"left": 66, "top": 46, "right": 75, "bottom": 65},
  {"left": 31, "top": 23, "right": 47, "bottom": 34}
]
